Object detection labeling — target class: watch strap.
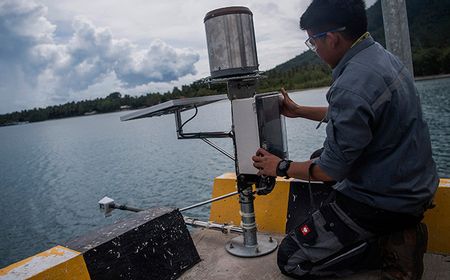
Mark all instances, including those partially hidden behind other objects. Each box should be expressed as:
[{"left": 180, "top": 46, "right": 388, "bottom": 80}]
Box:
[{"left": 276, "top": 160, "right": 292, "bottom": 178}]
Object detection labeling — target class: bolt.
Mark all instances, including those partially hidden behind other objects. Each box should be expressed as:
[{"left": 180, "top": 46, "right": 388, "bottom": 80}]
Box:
[
  {"left": 255, "top": 247, "right": 260, "bottom": 254},
  {"left": 269, "top": 236, "right": 273, "bottom": 243},
  {"left": 229, "top": 243, "right": 234, "bottom": 249}
]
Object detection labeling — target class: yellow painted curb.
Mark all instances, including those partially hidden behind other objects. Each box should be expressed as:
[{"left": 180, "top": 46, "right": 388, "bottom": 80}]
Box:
[
  {"left": 0, "top": 246, "right": 90, "bottom": 280},
  {"left": 423, "top": 178, "right": 450, "bottom": 254}
]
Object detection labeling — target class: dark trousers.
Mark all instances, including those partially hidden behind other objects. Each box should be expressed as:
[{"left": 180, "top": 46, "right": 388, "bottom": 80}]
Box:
[{"left": 277, "top": 191, "right": 423, "bottom": 279}]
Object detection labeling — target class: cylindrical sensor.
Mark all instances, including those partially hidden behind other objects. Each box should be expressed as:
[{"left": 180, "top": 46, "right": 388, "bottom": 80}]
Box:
[{"left": 204, "top": 6, "right": 259, "bottom": 78}]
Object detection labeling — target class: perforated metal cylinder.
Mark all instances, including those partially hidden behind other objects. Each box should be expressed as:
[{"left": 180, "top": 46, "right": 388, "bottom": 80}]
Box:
[{"left": 204, "top": 6, "right": 259, "bottom": 78}]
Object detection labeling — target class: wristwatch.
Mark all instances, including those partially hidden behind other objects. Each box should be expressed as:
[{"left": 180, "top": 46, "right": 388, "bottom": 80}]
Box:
[{"left": 276, "top": 160, "right": 292, "bottom": 178}]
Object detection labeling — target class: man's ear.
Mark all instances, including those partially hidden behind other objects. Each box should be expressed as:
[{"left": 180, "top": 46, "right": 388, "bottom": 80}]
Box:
[{"left": 327, "top": 32, "right": 341, "bottom": 49}]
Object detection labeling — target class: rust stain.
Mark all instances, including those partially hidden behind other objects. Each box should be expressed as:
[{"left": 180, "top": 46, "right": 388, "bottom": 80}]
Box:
[{"left": 38, "top": 246, "right": 66, "bottom": 257}]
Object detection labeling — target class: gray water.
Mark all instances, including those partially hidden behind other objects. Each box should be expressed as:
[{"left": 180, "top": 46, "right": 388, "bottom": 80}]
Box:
[{"left": 0, "top": 79, "right": 449, "bottom": 267}]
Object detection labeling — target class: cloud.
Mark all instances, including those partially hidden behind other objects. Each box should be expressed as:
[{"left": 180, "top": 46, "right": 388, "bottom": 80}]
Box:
[
  {"left": 0, "top": 0, "right": 199, "bottom": 113},
  {"left": 0, "top": 0, "right": 379, "bottom": 114},
  {"left": 114, "top": 38, "right": 199, "bottom": 87}
]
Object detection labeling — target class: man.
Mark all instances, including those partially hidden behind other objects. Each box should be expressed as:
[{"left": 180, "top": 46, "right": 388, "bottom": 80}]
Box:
[{"left": 252, "top": 0, "right": 439, "bottom": 279}]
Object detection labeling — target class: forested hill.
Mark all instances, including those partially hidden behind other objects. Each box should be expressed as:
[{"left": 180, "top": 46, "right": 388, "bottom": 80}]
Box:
[
  {"left": 272, "top": 0, "right": 450, "bottom": 76},
  {"left": 1, "top": 0, "right": 449, "bottom": 125}
]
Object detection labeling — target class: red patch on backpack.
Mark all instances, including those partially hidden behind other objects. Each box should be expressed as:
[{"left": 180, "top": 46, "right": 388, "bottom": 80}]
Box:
[{"left": 300, "top": 224, "right": 311, "bottom": 236}]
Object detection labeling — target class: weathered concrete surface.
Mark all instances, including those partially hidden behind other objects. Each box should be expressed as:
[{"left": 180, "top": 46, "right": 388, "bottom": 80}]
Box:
[{"left": 182, "top": 229, "right": 450, "bottom": 280}]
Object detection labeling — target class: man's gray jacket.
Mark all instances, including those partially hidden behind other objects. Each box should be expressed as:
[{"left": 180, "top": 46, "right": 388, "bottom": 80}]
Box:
[{"left": 316, "top": 36, "right": 439, "bottom": 215}]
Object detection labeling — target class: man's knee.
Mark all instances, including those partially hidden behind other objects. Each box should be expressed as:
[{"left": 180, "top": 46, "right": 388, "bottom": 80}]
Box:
[
  {"left": 277, "top": 234, "right": 312, "bottom": 279},
  {"left": 277, "top": 234, "right": 297, "bottom": 274}
]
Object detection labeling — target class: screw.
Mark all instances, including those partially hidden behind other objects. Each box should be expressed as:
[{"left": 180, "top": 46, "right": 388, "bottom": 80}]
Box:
[
  {"left": 269, "top": 236, "right": 273, "bottom": 243},
  {"left": 255, "top": 247, "right": 260, "bottom": 254},
  {"left": 229, "top": 243, "right": 234, "bottom": 249}
]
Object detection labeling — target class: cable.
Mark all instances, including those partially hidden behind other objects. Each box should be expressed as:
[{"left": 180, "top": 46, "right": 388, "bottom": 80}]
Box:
[
  {"left": 308, "top": 162, "right": 316, "bottom": 213},
  {"left": 179, "top": 105, "right": 198, "bottom": 132}
]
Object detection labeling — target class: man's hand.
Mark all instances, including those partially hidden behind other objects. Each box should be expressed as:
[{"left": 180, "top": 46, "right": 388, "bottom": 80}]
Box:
[
  {"left": 252, "top": 148, "right": 281, "bottom": 177},
  {"left": 280, "top": 87, "right": 328, "bottom": 121},
  {"left": 280, "top": 88, "right": 302, "bottom": 118}
]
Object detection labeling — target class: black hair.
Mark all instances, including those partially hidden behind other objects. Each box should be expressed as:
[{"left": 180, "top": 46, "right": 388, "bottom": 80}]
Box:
[{"left": 300, "top": 0, "right": 367, "bottom": 40}]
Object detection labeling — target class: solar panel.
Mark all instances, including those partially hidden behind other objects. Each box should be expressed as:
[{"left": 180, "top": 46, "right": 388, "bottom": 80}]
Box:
[{"left": 120, "top": 94, "right": 228, "bottom": 121}]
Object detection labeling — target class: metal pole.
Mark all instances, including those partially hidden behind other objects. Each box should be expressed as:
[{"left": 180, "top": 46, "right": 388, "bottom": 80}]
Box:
[
  {"left": 238, "top": 183, "right": 258, "bottom": 247},
  {"left": 201, "top": 138, "right": 235, "bottom": 161},
  {"left": 112, "top": 204, "right": 143, "bottom": 212},
  {"left": 225, "top": 177, "right": 277, "bottom": 257},
  {"left": 180, "top": 191, "right": 238, "bottom": 212},
  {"left": 103, "top": 191, "right": 239, "bottom": 215},
  {"left": 381, "top": 0, "right": 414, "bottom": 76},
  {"left": 183, "top": 217, "right": 243, "bottom": 234}
]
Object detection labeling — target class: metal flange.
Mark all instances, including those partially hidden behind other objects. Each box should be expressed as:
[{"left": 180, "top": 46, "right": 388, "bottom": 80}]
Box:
[{"left": 225, "top": 234, "right": 278, "bottom": 257}]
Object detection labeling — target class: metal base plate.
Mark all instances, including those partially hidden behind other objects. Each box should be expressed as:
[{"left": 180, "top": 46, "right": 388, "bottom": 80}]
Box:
[{"left": 225, "top": 234, "right": 278, "bottom": 258}]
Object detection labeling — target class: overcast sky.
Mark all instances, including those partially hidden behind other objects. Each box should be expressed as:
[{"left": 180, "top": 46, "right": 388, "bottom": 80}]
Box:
[{"left": 0, "top": 0, "right": 377, "bottom": 114}]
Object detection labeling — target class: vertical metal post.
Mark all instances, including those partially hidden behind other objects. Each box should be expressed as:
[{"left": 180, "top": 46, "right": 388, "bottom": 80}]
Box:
[
  {"left": 381, "top": 0, "right": 414, "bottom": 76},
  {"left": 226, "top": 174, "right": 277, "bottom": 257},
  {"left": 238, "top": 181, "right": 258, "bottom": 247}
]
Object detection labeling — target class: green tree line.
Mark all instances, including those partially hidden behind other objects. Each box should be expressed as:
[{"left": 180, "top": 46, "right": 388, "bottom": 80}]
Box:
[{"left": 0, "top": 82, "right": 225, "bottom": 125}]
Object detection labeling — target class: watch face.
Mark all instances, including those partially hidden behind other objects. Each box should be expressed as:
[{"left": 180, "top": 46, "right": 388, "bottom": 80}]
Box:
[
  {"left": 279, "top": 160, "right": 288, "bottom": 171},
  {"left": 277, "top": 160, "right": 291, "bottom": 177}
]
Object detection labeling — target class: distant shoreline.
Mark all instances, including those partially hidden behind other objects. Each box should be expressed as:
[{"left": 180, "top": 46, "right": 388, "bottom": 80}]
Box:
[
  {"left": 415, "top": 74, "right": 450, "bottom": 82},
  {"left": 1, "top": 75, "right": 449, "bottom": 127}
]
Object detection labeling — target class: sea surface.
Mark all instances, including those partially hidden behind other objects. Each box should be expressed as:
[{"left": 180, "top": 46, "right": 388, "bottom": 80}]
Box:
[{"left": 0, "top": 78, "right": 449, "bottom": 267}]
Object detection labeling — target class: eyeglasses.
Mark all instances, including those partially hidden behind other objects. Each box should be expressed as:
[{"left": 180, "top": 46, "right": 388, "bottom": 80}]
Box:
[{"left": 305, "top": 27, "right": 346, "bottom": 52}]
